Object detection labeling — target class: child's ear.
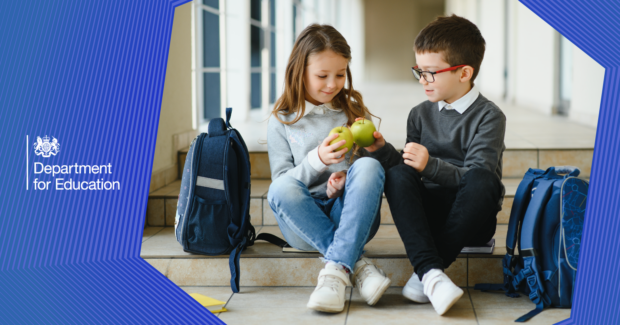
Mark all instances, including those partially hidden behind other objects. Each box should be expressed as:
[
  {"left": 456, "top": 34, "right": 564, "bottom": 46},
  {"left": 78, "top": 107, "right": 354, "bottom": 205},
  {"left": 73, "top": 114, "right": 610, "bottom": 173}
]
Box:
[{"left": 460, "top": 66, "right": 474, "bottom": 83}]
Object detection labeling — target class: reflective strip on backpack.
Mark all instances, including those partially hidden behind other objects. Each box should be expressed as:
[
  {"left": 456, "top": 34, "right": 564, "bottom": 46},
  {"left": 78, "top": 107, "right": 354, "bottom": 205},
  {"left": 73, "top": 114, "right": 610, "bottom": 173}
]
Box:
[{"left": 196, "top": 176, "right": 225, "bottom": 190}]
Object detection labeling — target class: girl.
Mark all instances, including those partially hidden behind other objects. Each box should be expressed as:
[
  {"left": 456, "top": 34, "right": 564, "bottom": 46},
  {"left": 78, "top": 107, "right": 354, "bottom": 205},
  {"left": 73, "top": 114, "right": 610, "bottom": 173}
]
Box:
[{"left": 267, "top": 24, "right": 390, "bottom": 313}]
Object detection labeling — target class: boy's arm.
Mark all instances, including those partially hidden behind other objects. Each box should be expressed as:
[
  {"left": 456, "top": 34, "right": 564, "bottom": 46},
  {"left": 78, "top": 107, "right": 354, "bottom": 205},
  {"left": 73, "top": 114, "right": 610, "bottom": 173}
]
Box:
[
  {"left": 369, "top": 107, "right": 420, "bottom": 172},
  {"left": 420, "top": 110, "right": 506, "bottom": 187},
  {"left": 267, "top": 115, "right": 326, "bottom": 186},
  {"left": 368, "top": 141, "right": 404, "bottom": 172}
]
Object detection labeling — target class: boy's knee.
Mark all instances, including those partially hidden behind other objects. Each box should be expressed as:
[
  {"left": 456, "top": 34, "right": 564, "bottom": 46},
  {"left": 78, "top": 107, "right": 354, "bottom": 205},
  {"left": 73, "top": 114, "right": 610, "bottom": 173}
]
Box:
[
  {"left": 386, "top": 164, "right": 420, "bottom": 184},
  {"left": 460, "top": 168, "right": 500, "bottom": 190}
]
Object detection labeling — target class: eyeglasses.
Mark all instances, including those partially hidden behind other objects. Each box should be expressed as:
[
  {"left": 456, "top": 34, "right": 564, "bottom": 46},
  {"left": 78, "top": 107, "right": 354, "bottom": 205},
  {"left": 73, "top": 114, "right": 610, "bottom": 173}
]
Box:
[{"left": 411, "top": 65, "right": 467, "bottom": 83}]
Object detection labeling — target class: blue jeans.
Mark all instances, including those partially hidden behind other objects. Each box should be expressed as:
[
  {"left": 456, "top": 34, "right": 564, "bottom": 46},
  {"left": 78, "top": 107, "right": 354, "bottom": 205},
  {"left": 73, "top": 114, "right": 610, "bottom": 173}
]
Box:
[{"left": 267, "top": 157, "right": 385, "bottom": 271}]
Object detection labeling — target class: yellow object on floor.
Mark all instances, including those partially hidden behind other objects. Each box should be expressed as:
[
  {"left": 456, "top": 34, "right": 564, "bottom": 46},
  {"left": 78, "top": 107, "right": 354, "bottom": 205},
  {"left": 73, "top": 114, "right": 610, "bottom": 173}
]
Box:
[{"left": 189, "top": 293, "right": 227, "bottom": 313}]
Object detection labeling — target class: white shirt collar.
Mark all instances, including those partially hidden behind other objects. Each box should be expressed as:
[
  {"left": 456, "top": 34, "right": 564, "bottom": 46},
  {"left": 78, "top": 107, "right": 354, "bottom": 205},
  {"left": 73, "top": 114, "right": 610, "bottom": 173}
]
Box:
[
  {"left": 437, "top": 85, "right": 480, "bottom": 114},
  {"left": 302, "top": 100, "right": 339, "bottom": 117}
]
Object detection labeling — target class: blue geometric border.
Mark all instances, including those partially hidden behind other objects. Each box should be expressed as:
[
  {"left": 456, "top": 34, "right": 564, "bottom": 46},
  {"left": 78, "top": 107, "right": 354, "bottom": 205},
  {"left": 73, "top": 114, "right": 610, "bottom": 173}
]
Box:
[
  {"left": 520, "top": 0, "right": 620, "bottom": 324},
  {"left": 0, "top": 0, "right": 221, "bottom": 323},
  {"left": 1, "top": 0, "right": 618, "bottom": 323}
]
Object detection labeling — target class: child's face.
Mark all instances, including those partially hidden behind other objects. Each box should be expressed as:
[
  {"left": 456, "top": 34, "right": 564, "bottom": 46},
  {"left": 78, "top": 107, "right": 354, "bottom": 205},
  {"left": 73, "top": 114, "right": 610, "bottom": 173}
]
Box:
[
  {"left": 304, "top": 50, "right": 348, "bottom": 106},
  {"left": 414, "top": 51, "right": 471, "bottom": 103}
]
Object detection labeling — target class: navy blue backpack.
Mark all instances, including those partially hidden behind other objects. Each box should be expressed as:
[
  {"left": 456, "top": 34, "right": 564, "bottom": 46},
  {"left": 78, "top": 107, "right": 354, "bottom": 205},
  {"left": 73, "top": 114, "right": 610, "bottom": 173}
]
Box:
[
  {"left": 475, "top": 166, "right": 589, "bottom": 322},
  {"left": 175, "top": 107, "right": 286, "bottom": 293}
]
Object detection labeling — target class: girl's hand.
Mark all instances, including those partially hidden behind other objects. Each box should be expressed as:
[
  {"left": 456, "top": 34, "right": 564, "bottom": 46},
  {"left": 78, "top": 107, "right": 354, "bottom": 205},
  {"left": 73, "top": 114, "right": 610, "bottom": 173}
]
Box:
[
  {"left": 355, "top": 117, "right": 385, "bottom": 152},
  {"left": 327, "top": 171, "right": 346, "bottom": 199},
  {"left": 319, "top": 133, "right": 349, "bottom": 165}
]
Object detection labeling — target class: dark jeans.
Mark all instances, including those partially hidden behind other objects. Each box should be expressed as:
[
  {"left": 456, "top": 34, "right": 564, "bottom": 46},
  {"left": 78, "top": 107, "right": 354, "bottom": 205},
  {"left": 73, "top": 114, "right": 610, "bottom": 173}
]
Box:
[{"left": 384, "top": 165, "right": 502, "bottom": 280}]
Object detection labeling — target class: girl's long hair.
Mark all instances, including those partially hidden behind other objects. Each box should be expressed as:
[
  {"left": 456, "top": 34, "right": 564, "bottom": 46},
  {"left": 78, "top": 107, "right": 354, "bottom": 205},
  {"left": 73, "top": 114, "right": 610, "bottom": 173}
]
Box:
[
  {"left": 273, "top": 24, "right": 377, "bottom": 125},
  {"left": 272, "top": 24, "right": 378, "bottom": 158}
]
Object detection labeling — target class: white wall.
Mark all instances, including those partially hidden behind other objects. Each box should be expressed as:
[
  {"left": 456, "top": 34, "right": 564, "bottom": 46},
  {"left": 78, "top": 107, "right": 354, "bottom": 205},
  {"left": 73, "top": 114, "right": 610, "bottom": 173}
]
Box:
[
  {"left": 570, "top": 44, "right": 605, "bottom": 127},
  {"left": 446, "top": 0, "right": 603, "bottom": 127},
  {"left": 511, "top": 2, "right": 556, "bottom": 114},
  {"left": 337, "top": 0, "right": 365, "bottom": 86},
  {"left": 224, "top": 0, "right": 251, "bottom": 125},
  {"left": 475, "top": 0, "right": 505, "bottom": 100},
  {"left": 153, "top": 2, "right": 194, "bottom": 174},
  {"left": 364, "top": 0, "right": 444, "bottom": 82}
]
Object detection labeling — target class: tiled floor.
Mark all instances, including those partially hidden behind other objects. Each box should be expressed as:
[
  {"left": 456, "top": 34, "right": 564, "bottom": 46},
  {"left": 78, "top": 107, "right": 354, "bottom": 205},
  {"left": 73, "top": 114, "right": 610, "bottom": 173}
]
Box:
[
  {"left": 178, "top": 286, "right": 571, "bottom": 325},
  {"left": 232, "top": 82, "right": 596, "bottom": 152}
]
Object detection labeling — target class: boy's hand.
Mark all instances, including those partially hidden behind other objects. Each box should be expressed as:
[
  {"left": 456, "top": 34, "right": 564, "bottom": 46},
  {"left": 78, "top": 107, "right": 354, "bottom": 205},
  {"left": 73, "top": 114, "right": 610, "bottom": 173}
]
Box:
[
  {"left": 326, "top": 171, "right": 346, "bottom": 199},
  {"left": 403, "top": 142, "right": 429, "bottom": 172},
  {"left": 354, "top": 117, "right": 385, "bottom": 152},
  {"left": 319, "top": 133, "right": 349, "bottom": 166}
]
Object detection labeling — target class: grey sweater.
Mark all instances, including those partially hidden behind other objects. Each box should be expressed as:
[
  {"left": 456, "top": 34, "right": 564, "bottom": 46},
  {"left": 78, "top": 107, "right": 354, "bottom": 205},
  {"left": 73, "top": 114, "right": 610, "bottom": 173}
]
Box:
[
  {"left": 371, "top": 94, "right": 506, "bottom": 205},
  {"left": 267, "top": 102, "right": 368, "bottom": 199}
]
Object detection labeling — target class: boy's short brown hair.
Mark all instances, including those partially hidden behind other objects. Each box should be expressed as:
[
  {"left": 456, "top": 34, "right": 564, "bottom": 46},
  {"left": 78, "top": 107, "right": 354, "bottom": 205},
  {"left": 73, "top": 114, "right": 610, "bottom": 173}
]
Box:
[{"left": 414, "top": 14, "right": 486, "bottom": 86}]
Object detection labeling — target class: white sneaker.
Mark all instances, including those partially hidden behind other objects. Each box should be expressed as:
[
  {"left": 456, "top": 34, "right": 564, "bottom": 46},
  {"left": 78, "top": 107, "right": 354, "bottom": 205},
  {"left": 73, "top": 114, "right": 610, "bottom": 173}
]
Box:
[
  {"left": 352, "top": 258, "right": 391, "bottom": 305},
  {"left": 402, "top": 272, "right": 430, "bottom": 303},
  {"left": 422, "top": 269, "right": 464, "bottom": 315},
  {"left": 307, "top": 263, "right": 351, "bottom": 313}
]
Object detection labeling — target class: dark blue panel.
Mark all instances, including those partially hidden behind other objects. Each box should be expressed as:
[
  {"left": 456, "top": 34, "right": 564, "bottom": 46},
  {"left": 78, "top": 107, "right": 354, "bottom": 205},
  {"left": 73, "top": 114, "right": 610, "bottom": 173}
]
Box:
[
  {"left": 251, "top": 25, "right": 262, "bottom": 67},
  {"left": 251, "top": 0, "right": 261, "bottom": 21},
  {"left": 251, "top": 73, "right": 262, "bottom": 109},
  {"left": 270, "top": 0, "right": 275, "bottom": 26},
  {"left": 204, "top": 73, "right": 221, "bottom": 119},
  {"left": 292, "top": 5, "right": 297, "bottom": 44},
  {"left": 203, "top": 0, "right": 219, "bottom": 9},
  {"left": 271, "top": 31, "right": 276, "bottom": 67},
  {"left": 203, "top": 10, "right": 220, "bottom": 68},
  {"left": 270, "top": 72, "right": 276, "bottom": 104}
]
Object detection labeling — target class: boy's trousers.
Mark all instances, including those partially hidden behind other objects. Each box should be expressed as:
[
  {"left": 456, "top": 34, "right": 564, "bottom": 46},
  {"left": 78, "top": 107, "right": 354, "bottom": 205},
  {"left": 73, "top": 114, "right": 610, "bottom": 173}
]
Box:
[{"left": 384, "top": 164, "right": 502, "bottom": 280}]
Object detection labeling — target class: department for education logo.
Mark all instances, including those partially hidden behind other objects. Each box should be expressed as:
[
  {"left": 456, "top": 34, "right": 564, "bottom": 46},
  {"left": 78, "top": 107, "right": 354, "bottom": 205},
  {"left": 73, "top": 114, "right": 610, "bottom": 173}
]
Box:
[{"left": 33, "top": 135, "right": 60, "bottom": 157}]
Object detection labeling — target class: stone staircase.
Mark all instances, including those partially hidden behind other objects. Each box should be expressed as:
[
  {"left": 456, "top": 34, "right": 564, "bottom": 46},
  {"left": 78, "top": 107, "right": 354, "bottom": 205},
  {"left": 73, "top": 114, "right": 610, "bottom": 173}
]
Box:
[{"left": 143, "top": 146, "right": 593, "bottom": 288}]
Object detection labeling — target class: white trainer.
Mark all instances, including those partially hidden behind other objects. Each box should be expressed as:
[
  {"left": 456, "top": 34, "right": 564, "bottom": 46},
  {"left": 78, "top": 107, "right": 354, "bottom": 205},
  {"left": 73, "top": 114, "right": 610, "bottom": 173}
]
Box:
[
  {"left": 402, "top": 272, "right": 430, "bottom": 303},
  {"left": 422, "top": 269, "right": 464, "bottom": 315},
  {"left": 352, "top": 258, "right": 391, "bottom": 305},
  {"left": 307, "top": 263, "right": 351, "bottom": 313}
]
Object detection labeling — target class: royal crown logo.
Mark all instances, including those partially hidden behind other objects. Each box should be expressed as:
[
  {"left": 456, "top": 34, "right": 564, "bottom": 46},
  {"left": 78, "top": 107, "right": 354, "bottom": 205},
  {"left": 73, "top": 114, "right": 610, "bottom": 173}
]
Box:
[{"left": 33, "top": 135, "right": 60, "bottom": 157}]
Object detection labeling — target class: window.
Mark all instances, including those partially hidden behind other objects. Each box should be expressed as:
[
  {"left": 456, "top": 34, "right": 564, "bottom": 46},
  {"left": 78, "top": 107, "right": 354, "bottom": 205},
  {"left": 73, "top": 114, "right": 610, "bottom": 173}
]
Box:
[
  {"left": 199, "top": 0, "right": 222, "bottom": 120},
  {"left": 250, "top": 0, "right": 277, "bottom": 110}
]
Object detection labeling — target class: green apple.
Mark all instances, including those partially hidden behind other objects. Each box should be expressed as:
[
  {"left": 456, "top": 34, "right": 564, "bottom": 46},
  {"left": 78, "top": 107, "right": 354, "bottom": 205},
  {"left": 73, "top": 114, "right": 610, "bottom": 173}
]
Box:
[
  {"left": 351, "top": 118, "right": 377, "bottom": 147},
  {"left": 328, "top": 126, "right": 354, "bottom": 152}
]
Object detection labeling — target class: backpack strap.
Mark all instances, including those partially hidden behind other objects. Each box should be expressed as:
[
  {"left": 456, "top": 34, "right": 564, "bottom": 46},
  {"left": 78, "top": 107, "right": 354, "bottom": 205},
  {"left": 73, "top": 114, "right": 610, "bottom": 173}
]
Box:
[
  {"left": 474, "top": 169, "right": 544, "bottom": 296},
  {"left": 512, "top": 178, "right": 555, "bottom": 322},
  {"left": 229, "top": 236, "right": 247, "bottom": 293},
  {"left": 506, "top": 168, "right": 545, "bottom": 255},
  {"left": 255, "top": 233, "right": 288, "bottom": 247}
]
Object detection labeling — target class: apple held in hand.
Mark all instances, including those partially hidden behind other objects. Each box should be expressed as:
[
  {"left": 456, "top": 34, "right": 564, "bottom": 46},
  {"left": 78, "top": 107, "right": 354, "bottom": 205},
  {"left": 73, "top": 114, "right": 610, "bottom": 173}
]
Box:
[
  {"left": 351, "top": 118, "right": 377, "bottom": 147},
  {"left": 329, "top": 126, "right": 354, "bottom": 152}
]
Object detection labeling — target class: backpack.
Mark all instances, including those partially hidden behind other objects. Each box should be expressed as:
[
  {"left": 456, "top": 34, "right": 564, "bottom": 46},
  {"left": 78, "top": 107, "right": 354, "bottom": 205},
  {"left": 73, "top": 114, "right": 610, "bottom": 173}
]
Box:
[
  {"left": 174, "top": 107, "right": 287, "bottom": 293},
  {"left": 475, "top": 166, "right": 589, "bottom": 322}
]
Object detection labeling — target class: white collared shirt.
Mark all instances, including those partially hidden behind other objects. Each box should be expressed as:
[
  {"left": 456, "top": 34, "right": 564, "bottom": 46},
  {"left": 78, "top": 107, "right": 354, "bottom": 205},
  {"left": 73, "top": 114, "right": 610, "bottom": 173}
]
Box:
[
  {"left": 302, "top": 100, "right": 340, "bottom": 117},
  {"left": 437, "top": 85, "right": 480, "bottom": 114}
]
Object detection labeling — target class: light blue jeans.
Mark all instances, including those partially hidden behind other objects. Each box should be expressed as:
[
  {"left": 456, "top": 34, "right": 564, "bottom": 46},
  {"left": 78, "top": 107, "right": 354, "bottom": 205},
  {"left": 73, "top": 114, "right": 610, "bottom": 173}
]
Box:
[{"left": 267, "top": 157, "right": 385, "bottom": 271}]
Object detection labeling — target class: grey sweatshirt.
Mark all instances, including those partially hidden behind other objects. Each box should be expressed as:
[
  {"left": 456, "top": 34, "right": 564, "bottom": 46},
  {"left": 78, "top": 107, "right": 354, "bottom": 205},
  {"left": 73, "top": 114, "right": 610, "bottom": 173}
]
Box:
[
  {"left": 267, "top": 101, "right": 368, "bottom": 199},
  {"left": 370, "top": 93, "right": 506, "bottom": 206}
]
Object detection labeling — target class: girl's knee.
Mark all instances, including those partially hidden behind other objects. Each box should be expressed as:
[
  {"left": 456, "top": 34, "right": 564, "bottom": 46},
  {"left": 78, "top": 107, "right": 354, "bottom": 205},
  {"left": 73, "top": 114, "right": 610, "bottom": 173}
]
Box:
[
  {"left": 351, "top": 157, "right": 384, "bottom": 177},
  {"left": 268, "top": 175, "right": 304, "bottom": 204}
]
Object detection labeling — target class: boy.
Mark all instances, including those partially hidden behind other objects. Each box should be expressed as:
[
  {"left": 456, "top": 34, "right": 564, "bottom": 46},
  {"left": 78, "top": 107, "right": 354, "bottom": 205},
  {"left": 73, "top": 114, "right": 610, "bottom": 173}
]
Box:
[{"left": 363, "top": 15, "right": 505, "bottom": 315}]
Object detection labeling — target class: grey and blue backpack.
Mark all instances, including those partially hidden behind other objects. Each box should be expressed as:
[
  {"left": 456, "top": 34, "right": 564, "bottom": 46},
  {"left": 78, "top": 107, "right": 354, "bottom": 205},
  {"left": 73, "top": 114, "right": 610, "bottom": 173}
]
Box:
[
  {"left": 175, "top": 107, "right": 286, "bottom": 293},
  {"left": 475, "top": 166, "right": 589, "bottom": 322}
]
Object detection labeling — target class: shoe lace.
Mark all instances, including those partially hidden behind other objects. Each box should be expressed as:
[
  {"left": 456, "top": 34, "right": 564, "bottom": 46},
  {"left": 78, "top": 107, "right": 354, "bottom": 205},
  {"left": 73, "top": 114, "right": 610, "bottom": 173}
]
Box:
[
  {"left": 354, "top": 265, "right": 375, "bottom": 285},
  {"left": 321, "top": 275, "right": 342, "bottom": 292}
]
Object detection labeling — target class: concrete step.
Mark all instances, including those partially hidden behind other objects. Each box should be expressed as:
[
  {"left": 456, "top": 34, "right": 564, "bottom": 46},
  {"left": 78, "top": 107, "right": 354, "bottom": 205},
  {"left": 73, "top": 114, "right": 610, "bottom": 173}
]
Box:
[
  {"left": 178, "top": 148, "right": 594, "bottom": 180},
  {"left": 141, "top": 224, "right": 508, "bottom": 288},
  {"left": 145, "top": 178, "right": 522, "bottom": 227}
]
